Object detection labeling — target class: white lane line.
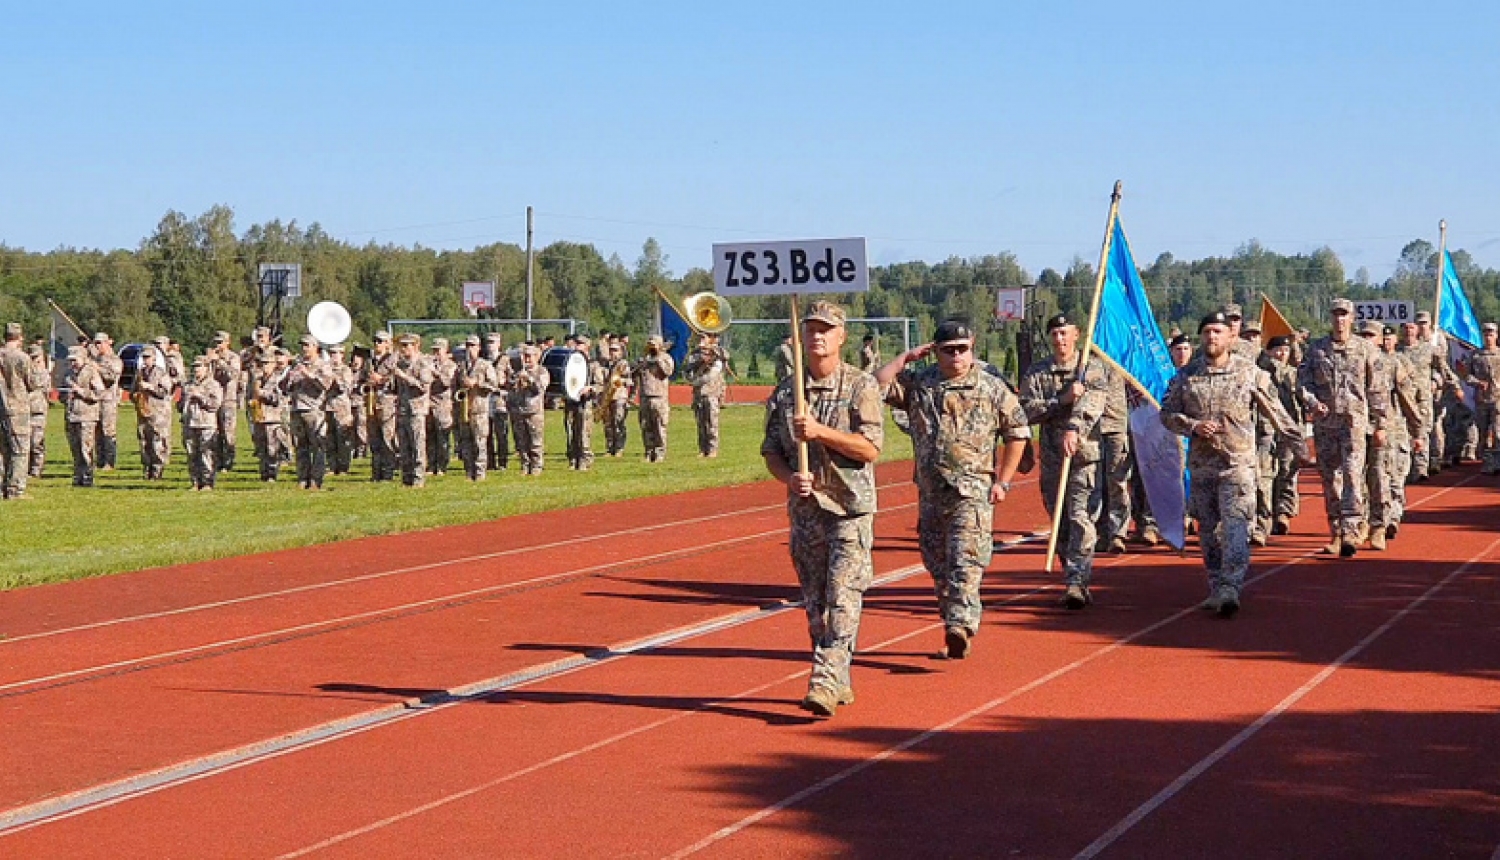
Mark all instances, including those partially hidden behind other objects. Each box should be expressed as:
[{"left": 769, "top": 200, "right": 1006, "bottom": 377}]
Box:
[
  {"left": 1073, "top": 533, "right": 1500, "bottom": 860},
  {"left": 0, "top": 532, "right": 1052, "bottom": 839},
  {"left": 663, "top": 476, "right": 1479, "bottom": 858},
  {"left": 0, "top": 477, "right": 930, "bottom": 646}
]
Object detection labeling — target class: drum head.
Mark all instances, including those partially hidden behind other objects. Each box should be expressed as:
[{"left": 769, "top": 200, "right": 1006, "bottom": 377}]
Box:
[{"left": 540, "top": 348, "right": 590, "bottom": 401}]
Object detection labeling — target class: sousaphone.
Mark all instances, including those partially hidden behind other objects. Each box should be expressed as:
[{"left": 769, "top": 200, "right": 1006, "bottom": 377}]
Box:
[{"left": 307, "top": 301, "right": 353, "bottom": 347}]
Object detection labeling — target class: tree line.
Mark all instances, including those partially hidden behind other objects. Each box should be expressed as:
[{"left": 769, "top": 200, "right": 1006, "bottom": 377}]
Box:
[{"left": 2, "top": 206, "right": 1496, "bottom": 379}]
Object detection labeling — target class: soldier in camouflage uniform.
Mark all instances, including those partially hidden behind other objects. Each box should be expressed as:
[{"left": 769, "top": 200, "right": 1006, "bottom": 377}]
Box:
[
  {"left": 208, "top": 331, "right": 241, "bottom": 472},
  {"left": 0, "top": 323, "right": 38, "bottom": 498},
  {"left": 1358, "top": 321, "right": 1421, "bottom": 549},
  {"left": 761, "top": 300, "right": 883, "bottom": 718},
  {"left": 243, "top": 327, "right": 274, "bottom": 461},
  {"left": 1378, "top": 326, "right": 1425, "bottom": 536},
  {"left": 455, "top": 335, "right": 497, "bottom": 480},
  {"left": 603, "top": 341, "right": 633, "bottom": 456},
  {"left": 635, "top": 335, "right": 674, "bottom": 462},
  {"left": 323, "top": 344, "right": 356, "bottom": 475},
  {"left": 1094, "top": 362, "right": 1132, "bottom": 553},
  {"left": 1162, "top": 311, "right": 1300, "bottom": 616},
  {"left": 426, "top": 338, "right": 456, "bottom": 475},
  {"left": 485, "top": 333, "right": 512, "bottom": 471},
  {"left": 362, "top": 331, "right": 400, "bottom": 482},
  {"left": 1020, "top": 313, "right": 1108, "bottom": 609},
  {"left": 508, "top": 344, "right": 549, "bottom": 475},
  {"left": 27, "top": 345, "right": 50, "bottom": 479},
  {"left": 685, "top": 338, "right": 727, "bottom": 457},
  {"left": 565, "top": 335, "right": 604, "bottom": 470},
  {"left": 1262, "top": 336, "right": 1305, "bottom": 534},
  {"left": 133, "top": 346, "right": 173, "bottom": 479},
  {"left": 250, "top": 352, "right": 288, "bottom": 482},
  {"left": 90, "top": 332, "right": 123, "bottom": 471},
  {"left": 1466, "top": 322, "right": 1500, "bottom": 475},
  {"left": 282, "top": 334, "right": 334, "bottom": 490},
  {"left": 181, "top": 356, "right": 224, "bottom": 490},
  {"left": 1407, "top": 311, "right": 1461, "bottom": 476},
  {"left": 64, "top": 346, "right": 106, "bottom": 487},
  {"left": 877, "top": 319, "right": 1029, "bottom": 658},
  {"left": 1298, "top": 298, "right": 1389, "bottom": 557},
  {"left": 392, "top": 334, "right": 436, "bottom": 487}
]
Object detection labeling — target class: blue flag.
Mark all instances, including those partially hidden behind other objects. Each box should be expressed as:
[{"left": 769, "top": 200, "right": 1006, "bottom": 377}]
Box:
[
  {"left": 1438, "top": 250, "right": 1481, "bottom": 348},
  {"left": 658, "top": 294, "right": 692, "bottom": 376},
  {"left": 1089, "top": 218, "right": 1186, "bottom": 549}
]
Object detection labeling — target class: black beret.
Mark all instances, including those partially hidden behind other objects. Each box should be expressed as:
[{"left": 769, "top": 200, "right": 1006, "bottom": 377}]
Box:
[
  {"left": 1170, "top": 333, "right": 1191, "bottom": 348},
  {"left": 1045, "top": 313, "right": 1073, "bottom": 332},
  {"left": 1199, "top": 311, "right": 1230, "bottom": 332},
  {"left": 1266, "top": 335, "right": 1291, "bottom": 349},
  {"left": 933, "top": 319, "right": 975, "bottom": 344}
]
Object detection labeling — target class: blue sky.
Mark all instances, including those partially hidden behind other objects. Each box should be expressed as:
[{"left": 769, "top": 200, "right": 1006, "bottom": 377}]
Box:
[{"left": 3, "top": 1, "right": 1497, "bottom": 281}]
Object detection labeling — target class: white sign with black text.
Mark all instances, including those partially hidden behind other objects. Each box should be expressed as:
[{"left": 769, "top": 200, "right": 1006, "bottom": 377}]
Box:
[
  {"left": 712, "top": 237, "right": 868, "bottom": 296},
  {"left": 1352, "top": 300, "right": 1414, "bottom": 325}
]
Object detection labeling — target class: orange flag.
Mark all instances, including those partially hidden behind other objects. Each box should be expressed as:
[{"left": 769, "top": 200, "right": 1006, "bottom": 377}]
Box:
[{"left": 1257, "top": 293, "right": 1295, "bottom": 342}]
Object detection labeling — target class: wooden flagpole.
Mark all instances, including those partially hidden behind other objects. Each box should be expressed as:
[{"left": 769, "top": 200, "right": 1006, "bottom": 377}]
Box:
[
  {"left": 1431, "top": 219, "right": 1448, "bottom": 337},
  {"left": 1044, "top": 180, "right": 1123, "bottom": 574},
  {"left": 789, "top": 294, "right": 809, "bottom": 473}
]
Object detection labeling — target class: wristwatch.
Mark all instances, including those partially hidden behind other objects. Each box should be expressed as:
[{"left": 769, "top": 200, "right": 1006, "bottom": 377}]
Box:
[{"left": 998, "top": 481, "right": 1012, "bottom": 493}]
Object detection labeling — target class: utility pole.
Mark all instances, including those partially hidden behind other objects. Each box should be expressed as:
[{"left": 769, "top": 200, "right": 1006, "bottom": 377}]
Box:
[{"left": 525, "top": 205, "right": 534, "bottom": 340}]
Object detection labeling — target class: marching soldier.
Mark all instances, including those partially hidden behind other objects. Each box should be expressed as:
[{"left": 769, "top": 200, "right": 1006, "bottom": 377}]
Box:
[
  {"left": 1298, "top": 298, "right": 1388, "bottom": 557},
  {"left": 1095, "top": 363, "right": 1132, "bottom": 554},
  {"left": 250, "top": 352, "right": 288, "bottom": 482},
  {"left": 1161, "top": 311, "right": 1300, "bottom": 617},
  {"left": 761, "top": 300, "right": 883, "bottom": 717},
  {"left": 1358, "top": 320, "right": 1421, "bottom": 550},
  {"left": 133, "top": 346, "right": 173, "bottom": 479},
  {"left": 324, "top": 344, "right": 357, "bottom": 475},
  {"left": 391, "top": 333, "right": 435, "bottom": 487},
  {"left": 635, "top": 334, "right": 674, "bottom": 462},
  {"left": 485, "top": 333, "right": 511, "bottom": 471},
  {"left": 361, "top": 331, "right": 400, "bottom": 481},
  {"left": 64, "top": 346, "right": 106, "bottom": 487},
  {"left": 182, "top": 356, "right": 224, "bottom": 490},
  {"left": 684, "top": 338, "right": 727, "bottom": 458},
  {"left": 876, "top": 319, "right": 1030, "bottom": 658},
  {"left": 565, "top": 335, "right": 603, "bottom": 470},
  {"left": 1020, "top": 313, "right": 1109, "bottom": 609},
  {"left": 282, "top": 334, "right": 334, "bottom": 490},
  {"left": 1467, "top": 322, "right": 1500, "bottom": 475},
  {"left": 209, "top": 331, "right": 241, "bottom": 472},
  {"left": 603, "top": 340, "right": 633, "bottom": 456},
  {"left": 1262, "top": 335, "right": 1304, "bottom": 534},
  {"left": 242, "top": 327, "right": 273, "bottom": 460},
  {"left": 1409, "top": 311, "right": 1461, "bottom": 475},
  {"left": 90, "top": 332, "right": 123, "bottom": 471},
  {"left": 27, "top": 345, "right": 50, "bottom": 479},
  {"left": 274, "top": 348, "right": 295, "bottom": 465},
  {"left": 455, "top": 335, "right": 497, "bottom": 480},
  {"left": 1378, "top": 325, "right": 1424, "bottom": 538},
  {"left": 426, "top": 338, "right": 457, "bottom": 475},
  {"left": 1, "top": 322, "right": 38, "bottom": 499},
  {"left": 508, "top": 344, "right": 549, "bottom": 475}
]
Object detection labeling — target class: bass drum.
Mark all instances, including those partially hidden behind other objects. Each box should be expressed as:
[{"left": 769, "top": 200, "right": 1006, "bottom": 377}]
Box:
[{"left": 540, "top": 347, "right": 588, "bottom": 401}]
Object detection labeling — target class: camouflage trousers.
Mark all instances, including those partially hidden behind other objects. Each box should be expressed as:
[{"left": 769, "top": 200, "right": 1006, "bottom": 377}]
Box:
[
  {"left": 426, "top": 406, "right": 453, "bottom": 474},
  {"left": 398, "top": 412, "right": 427, "bottom": 486},
  {"left": 512, "top": 411, "right": 544, "bottom": 475},
  {"left": 2, "top": 415, "right": 30, "bottom": 498},
  {"left": 1410, "top": 398, "right": 1434, "bottom": 480},
  {"left": 290, "top": 410, "right": 328, "bottom": 488},
  {"left": 216, "top": 404, "right": 238, "bottom": 471},
  {"left": 604, "top": 401, "right": 629, "bottom": 455},
  {"left": 185, "top": 426, "right": 218, "bottom": 489},
  {"left": 788, "top": 502, "right": 874, "bottom": 695},
  {"left": 639, "top": 397, "right": 669, "bottom": 462},
  {"left": 1429, "top": 401, "right": 1447, "bottom": 473},
  {"left": 1363, "top": 437, "right": 1395, "bottom": 530},
  {"left": 918, "top": 486, "right": 993, "bottom": 636},
  {"left": 1096, "top": 432, "right": 1132, "bottom": 542},
  {"left": 1477, "top": 402, "right": 1500, "bottom": 472},
  {"left": 96, "top": 397, "right": 118, "bottom": 469},
  {"left": 1443, "top": 401, "right": 1477, "bottom": 463},
  {"left": 252, "top": 422, "right": 283, "bottom": 481},
  {"left": 1255, "top": 439, "right": 1275, "bottom": 539},
  {"left": 1313, "top": 421, "right": 1366, "bottom": 540},
  {"left": 1272, "top": 442, "right": 1301, "bottom": 523},
  {"left": 487, "top": 411, "right": 510, "bottom": 470},
  {"left": 351, "top": 405, "right": 368, "bottom": 458},
  {"left": 28, "top": 413, "right": 45, "bottom": 478},
  {"left": 67, "top": 420, "right": 97, "bottom": 487},
  {"left": 138, "top": 413, "right": 170, "bottom": 479},
  {"left": 693, "top": 396, "right": 721, "bottom": 456},
  {"left": 456, "top": 413, "right": 490, "bottom": 480},
  {"left": 565, "top": 403, "right": 594, "bottom": 470},
  {"left": 370, "top": 407, "right": 398, "bottom": 481},
  {"left": 324, "top": 414, "right": 355, "bottom": 475},
  {"left": 1387, "top": 441, "right": 1411, "bottom": 524},
  {"left": 1190, "top": 465, "right": 1256, "bottom": 597},
  {"left": 1040, "top": 455, "right": 1099, "bottom": 588}
]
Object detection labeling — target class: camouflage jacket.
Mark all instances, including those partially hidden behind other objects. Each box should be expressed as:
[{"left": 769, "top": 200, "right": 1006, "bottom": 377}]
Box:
[
  {"left": 1097, "top": 362, "right": 1129, "bottom": 435},
  {"left": 1398, "top": 337, "right": 1459, "bottom": 401},
  {"left": 1297, "top": 334, "right": 1388, "bottom": 431},
  {"left": 394, "top": 355, "right": 436, "bottom": 417},
  {"left": 684, "top": 351, "right": 727, "bottom": 401},
  {"left": 1019, "top": 351, "right": 1107, "bottom": 464},
  {"left": 28, "top": 361, "right": 50, "bottom": 416},
  {"left": 429, "top": 356, "right": 457, "bottom": 407},
  {"left": 884, "top": 363, "right": 1030, "bottom": 500},
  {"left": 507, "top": 364, "right": 549, "bottom": 415},
  {"left": 281, "top": 357, "right": 334, "bottom": 413},
  {"left": 0, "top": 344, "right": 34, "bottom": 420},
  {"left": 182, "top": 378, "right": 223, "bottom": 430},
  {"left": 1161, "top": 354, "right": 1299, "bottom": 472},
  {"left": 65, "top": 363, "right": 106, "bottom": 424},
  {"left": 1379, "top": 350, "right": 1423, "bottom": 444},
  {"left": 635, "top": 353, "right": 674, "bottom": 400},
  {"left": 1467, "top": 346, "right": 1500, "bottom": 407},
  {"left": 324, "top": 363, "right": 356, "bottom": 421},
  {"left": 762, "top": 362, "right": 883, "bottom": 517}
]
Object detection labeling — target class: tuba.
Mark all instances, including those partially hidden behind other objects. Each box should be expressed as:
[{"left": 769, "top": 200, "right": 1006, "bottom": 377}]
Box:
[{"left": 682, "top": 292, "right": 732, "bottom": 334}]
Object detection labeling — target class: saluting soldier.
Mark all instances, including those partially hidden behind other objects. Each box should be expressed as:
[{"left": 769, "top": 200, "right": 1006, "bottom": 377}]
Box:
[
  {"left": 250, "top": 352, "right": 288, "bottom": 482},
  {"left": 182, "top": 356, "right": 224, "bottom": 491},
  {"left": 761, "top": 300, "right": 883, "bottom": 717},
  {"left": 64, "top": 346, "right": 106, "bottom": 487},
  {"left": 876, "top": 319, "right": 1029, "bottom": 658},
  {"left": 0, "top": 323, "right": 39, "bottom": 498},
  {"left": 282, "top": 334, "right": 334, "bottom": 490},
  {"left": 133, "top": 346, "right": 173, "bottom": 479},
  {"left": 323, "top": 344, "right": 357, "bottom": 475},
  {"left": 508, "top": 344, "right": 549, "bottom": 475},
  {"left": 1298, "top": 298, "right": 1388, "bottom": 557},
  {"left": 603, "top": 340, "right": 633, "bottom": 456},
  {"left": 208, "top": 331, "right": 241, "bottom": 472},
  {"left": 1161, "top": 311, "right": 1300, "bottom": 617},
  {"left": 635, "top": 335, "right": 674, "bottom": 462},
  {"left": 1358, "top": 320, "right": 1421, "bottom": 550},
  {"left": 426, "top": 338, "right": 457, "bottom": 475},
  {"left": 361, "top": 331, "right": 400, "bottom": 481},
  {"left": 1020, "top": 313, "right": 1109, "bottom": 609},
  {"left": 684, "top": 337, "right": 727, "bottom": 458},
  {"left": 454, "top": 334, "right": 497, "bottom": 480},
  {"left": 90, "top": 332, "right": 123, "bottom": 471},
  {"left": 1378, "top": 325, "right": 1424, "bottom": 538},
  {"left": 391, "top": 333, "right": 435, "bottom": 487},
  {"left": 485, "top": 333, "right": 512, "bottom": 471},
  {"left": 1466, "top": 321, "right": 1500, "bottom": 475},
  {"left": 27, "top": 345, "right": 50, "bottom": 479},
  {"left": 565, "top": 335, "right": 603, "bottom": 471}
]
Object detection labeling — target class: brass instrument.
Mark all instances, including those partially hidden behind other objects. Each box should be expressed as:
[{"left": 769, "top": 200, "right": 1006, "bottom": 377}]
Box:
[
  {"left": 455, "top": 388, "right": 470, "bottom": 424},
  {"left": 682, "top": 291, "right": 733, "bottom": 334},
  {"left": 593, "top": 364, "right": 626, "bottom": 422},
  {"left": 132, "top": 388, "right": 152, "bottom": 420},
  {"left": 360, "top": 383, "right": 376, "bottom": 418}
]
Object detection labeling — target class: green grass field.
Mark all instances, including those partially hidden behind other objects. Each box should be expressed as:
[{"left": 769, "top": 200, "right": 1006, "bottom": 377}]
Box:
[{"left": 4, "top": 403, "right": 912, "bottom": 590}]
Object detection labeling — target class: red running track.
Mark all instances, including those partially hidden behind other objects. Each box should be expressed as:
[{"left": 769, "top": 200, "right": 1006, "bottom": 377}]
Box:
[{"left": 1, "top": 464, "right": 1497, "bottom": 858}]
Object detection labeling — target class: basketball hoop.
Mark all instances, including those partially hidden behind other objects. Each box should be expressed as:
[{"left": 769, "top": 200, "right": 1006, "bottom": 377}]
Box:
[{"left": 462, "top": 281, "right": 495, "bottom": 316}]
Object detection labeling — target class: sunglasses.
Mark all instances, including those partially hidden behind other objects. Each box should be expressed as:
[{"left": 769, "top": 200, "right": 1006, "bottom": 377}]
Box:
[{"left": 937, "top": 343, "right": 971, "bottom": 356}]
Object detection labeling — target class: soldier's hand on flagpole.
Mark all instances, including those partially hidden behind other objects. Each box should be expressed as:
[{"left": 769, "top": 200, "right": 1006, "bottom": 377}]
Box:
[
  {"left": 790, "top": 471, "right": 814, "bottom": 498},
  {"left": 1060, "top": 381, "right": 1085, "bottom": 405},
  {"left": 1193, "top": 419, "right": 1222, "bottom": 438},
  {"left": 792, "top": 414, "right": 827, "bottom": 443},
  {"left": 1373, "top": 428, "right": 1387, "bottom": 448}
]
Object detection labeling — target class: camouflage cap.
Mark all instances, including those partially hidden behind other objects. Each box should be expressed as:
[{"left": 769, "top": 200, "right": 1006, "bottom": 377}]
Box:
[
  {"left": 328, "top": 342, "right": 346, "bottom": 353},
  {"left": 253, "top": 326, "right": 271, "bottom": 338},
  {"left": 396, "top": 333, "right": 419, "bottom": 347},
  {"left": 646, "top": 335, "right": 664, "bottom": 346},
  {"left": 1241, "top": 318, "right": 1262, "bottom": 333},
  {"left": 485, "top": 332, "right": 502, "bottom": 342},
  {"left": 431, "top": 337, "right": 449, "bottom": 350},
  {"left": 373, "top": 330, "right": 393, "bottom": 343},
  {"left": 1330, "top": 298, "right": 1354, "bottom": 314},
  {"left": 802, "top": 300, "right": 846, "bottom": 328},
  {"left": 93, "top": 331, "right": 110, "bottom": 343},
  {"left": 1414, "top": 310, "right": 1432, "bottom": 324},
  {"left": 67, "top": 345, "right": 88, "bottom": 361},
  {"left": 26, "top": 344, "right": 43, "bottom": 357},
  {"left": 153, "top": 335, "right": 169, "bottom": 346},
  {"left": 1219, "top": 302, "right": 1243, "bottom": 319},
  {"left": 1484, "top": 322, "right": 1499, "bottom": 334},
  {"left": 464, "top": 334, "right": 481, "bottom": 346},
  {"left": 192, "top": 355, "right": 212, "bottom": 368},
  {"left": 4, "top": 322, "right": 20, "bottom": 339},
  {"left": 1358, "top": 319, "right": 1382, "bottom": 337},
  {"left": 299, "top": 333, "right": 319, "bottom": 347},
  {"left": 212, "top": 330, "right": 231, "bottom": 344}
]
